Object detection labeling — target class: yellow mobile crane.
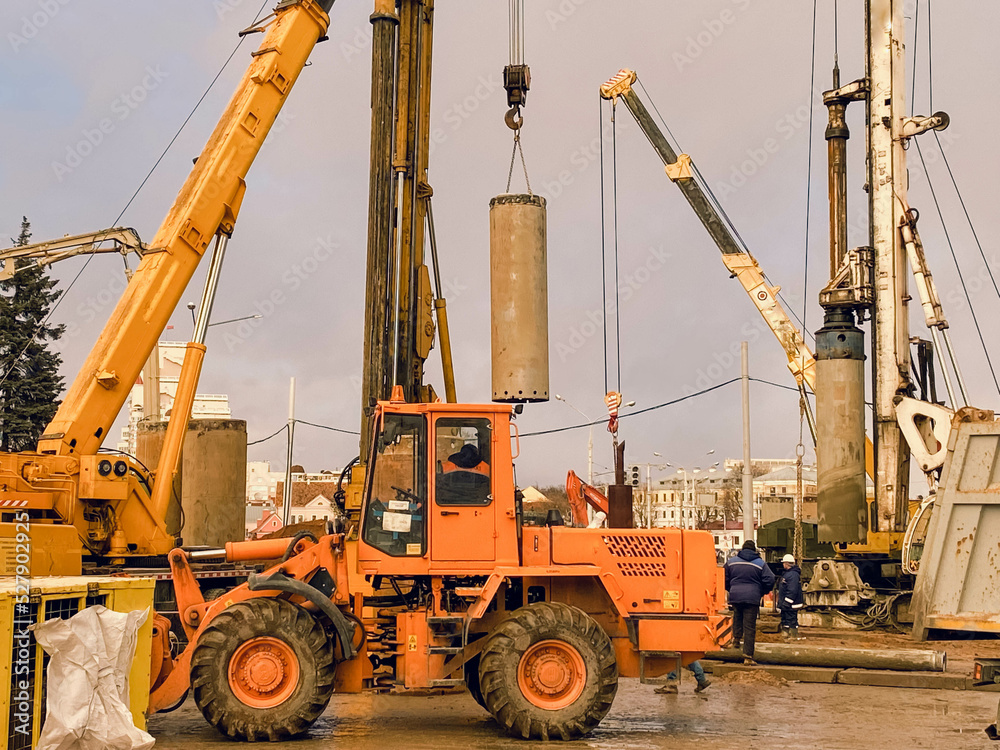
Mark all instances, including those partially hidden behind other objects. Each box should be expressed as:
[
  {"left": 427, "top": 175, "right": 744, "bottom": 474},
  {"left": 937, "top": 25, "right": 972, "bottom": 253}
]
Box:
[
  {"left": 600, "top": 62, "right": 964, "bottom": 617},
  {"left": 599, "top": 68, "right": 877, "bottom": 498},
  {"left": 0, "top": 0, "right": 336, "bottom": 572}
]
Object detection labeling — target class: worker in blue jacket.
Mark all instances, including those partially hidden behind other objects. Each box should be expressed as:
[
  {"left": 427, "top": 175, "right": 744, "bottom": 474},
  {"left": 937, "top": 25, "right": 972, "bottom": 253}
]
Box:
[
  {"left": 724, "top": 539, "right": 775, "bottom": 665},
  {"left": 778, "top": 553, "right": 804, "bottom": 640}
]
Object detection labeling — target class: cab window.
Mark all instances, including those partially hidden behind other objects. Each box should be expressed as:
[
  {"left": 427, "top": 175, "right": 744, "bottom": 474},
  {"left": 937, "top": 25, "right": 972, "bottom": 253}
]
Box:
[
  {"left": 362, "top": 414, "right": 426, "bottom": 556},
  {"left": 435, "top": 417, "right": 492, "bottom": 506}
]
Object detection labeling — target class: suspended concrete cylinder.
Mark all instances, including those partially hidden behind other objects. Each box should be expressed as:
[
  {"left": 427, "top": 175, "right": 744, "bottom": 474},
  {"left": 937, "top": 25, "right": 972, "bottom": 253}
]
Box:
[
  {"left": 137, "top": 418, "right": 247, "bottom": 547},
  {"left": 815, "top": 309, "right": 867, "bottom": 544},
  {"left": 490, "top": 193, "right": 549, "bottom": 403}
]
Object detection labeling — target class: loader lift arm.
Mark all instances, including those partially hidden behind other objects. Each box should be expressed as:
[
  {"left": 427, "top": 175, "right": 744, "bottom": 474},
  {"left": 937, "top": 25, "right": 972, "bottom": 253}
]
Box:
[{"left": 600, "top": 68, "right": 875, "bottom": 480}]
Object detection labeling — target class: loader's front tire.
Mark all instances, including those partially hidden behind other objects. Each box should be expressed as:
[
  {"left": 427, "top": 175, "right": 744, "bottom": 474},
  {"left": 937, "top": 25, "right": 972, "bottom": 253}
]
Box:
[
  {"left": 479, "top": 602, "right": 618, "bottom": 740},
  {"left": 191, "top": 598, "right": 336, "bottom": 742}
]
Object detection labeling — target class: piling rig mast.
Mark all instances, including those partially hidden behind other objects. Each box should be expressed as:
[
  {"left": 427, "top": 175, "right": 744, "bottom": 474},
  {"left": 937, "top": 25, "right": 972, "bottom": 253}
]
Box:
[{"left": 348, "top": 0, "right": 457, "bottom": 515}]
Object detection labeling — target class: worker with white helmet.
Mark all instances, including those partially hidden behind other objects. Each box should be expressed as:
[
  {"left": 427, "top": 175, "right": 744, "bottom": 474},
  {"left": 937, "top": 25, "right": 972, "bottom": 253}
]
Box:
[{"left": 778, "top": 553, "right": 804, "bottom": 640}]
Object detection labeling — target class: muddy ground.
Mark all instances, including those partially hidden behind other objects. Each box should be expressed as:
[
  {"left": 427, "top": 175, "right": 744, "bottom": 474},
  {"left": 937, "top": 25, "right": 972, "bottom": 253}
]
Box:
[
  {"left": 149, "top": 680, "right": 997, "bottom": 750},
  {"left": 148, "top": 628, "right": 1000, "bottom": 749}
]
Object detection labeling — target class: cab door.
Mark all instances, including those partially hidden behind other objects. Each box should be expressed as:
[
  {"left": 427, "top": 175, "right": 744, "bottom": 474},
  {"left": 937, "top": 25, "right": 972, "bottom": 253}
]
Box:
[{"left": 431, "top": 416, "right": 495, "bottom": 563}]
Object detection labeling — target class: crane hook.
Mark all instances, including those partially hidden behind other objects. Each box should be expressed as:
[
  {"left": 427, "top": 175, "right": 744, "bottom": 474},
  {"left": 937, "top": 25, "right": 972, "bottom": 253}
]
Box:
[{"left": 505, "top": 106, "right": 524, "bottom": 131}]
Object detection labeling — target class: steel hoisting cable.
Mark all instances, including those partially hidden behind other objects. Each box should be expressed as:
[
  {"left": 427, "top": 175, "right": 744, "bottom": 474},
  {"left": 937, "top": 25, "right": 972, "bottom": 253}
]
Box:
[
  {"left": 0, "top": 0, "right": 271, "bottom": 391},
  {"left": 910, "top": 0, "right": 919, "bottom": 117},
  {"left": 599, "top": 100, "right": 609, "bottom": 394},
  {"left": 611, "top": 103, "right": 622, "bottom": 392},
  {"left": 801, "top": 0, "right": 818, "bottom": 340},
  {"left": 504, "top": 134, "right": 532, "bottom": 195},
  {"left": 912, "top": 140, "right": 999, "bottom": 397},
  {"left": 914, "top": 0, "right": 1000, "bottom": 397},
  {"left": 635, "top": 79, "right": 751, "bottom": 257},
  {"left": 634, "top": 77, "right": 817, "bottom": 344},
  {"left": 920, "top": 0, "right": 999, "bottom": 304},
  {"left": 503, "top": 0, "right": 531, "bottom": 194},
  {"left": 932, "top": 133, "right": 1000, "bottom": 301}
]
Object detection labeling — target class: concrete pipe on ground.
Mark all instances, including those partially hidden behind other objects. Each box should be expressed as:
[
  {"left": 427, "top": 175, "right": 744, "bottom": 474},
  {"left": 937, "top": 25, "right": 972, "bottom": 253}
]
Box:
[{"left": 712, "top": 643, "right": 946, "bottom": 672}]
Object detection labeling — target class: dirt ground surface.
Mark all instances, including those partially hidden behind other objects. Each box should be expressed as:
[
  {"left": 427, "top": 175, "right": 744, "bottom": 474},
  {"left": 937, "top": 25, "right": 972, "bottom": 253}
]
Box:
[
  {"left": 149, "top": 679, "right": 997, "bottom": 750},
  {"left": 149, "top": 627, "right": 1000, "bottom": 748}
]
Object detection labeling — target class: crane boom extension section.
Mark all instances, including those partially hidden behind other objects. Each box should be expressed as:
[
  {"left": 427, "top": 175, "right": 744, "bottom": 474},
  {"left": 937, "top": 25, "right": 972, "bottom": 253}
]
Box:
[
  {"left": 39, "top": 1, "right": 331, "bottom": 458},
  {"left": 0, "top": 0, "right": 334, "bottom": 562},
  {"left": 599, "top": 70, "right": 814, "bottom": 392},
  {"left": 600, "top": 68, "right": 876, "bottom": 480}
]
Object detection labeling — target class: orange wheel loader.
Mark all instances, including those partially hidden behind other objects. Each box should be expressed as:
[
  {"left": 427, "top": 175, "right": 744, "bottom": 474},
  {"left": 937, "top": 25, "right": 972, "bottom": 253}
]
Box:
[{"left": 148, "top": 392, "right": 732, "bottom": 741}]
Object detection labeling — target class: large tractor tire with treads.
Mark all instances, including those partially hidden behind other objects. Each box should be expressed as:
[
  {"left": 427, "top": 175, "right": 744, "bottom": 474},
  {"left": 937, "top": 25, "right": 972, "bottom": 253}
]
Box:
[
  {"left": 478, "top": 602, "right": 618, "bottom": 740},
  {"left": 191, "top": 598, "right": 336, "bottom": 742},
  {"left": 465, "top": 654, "right": 487, "bottom": 710}
]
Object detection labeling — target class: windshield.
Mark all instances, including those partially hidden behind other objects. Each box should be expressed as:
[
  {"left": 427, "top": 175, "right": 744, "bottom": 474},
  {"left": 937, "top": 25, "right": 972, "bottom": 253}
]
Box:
[{"left": 362, "top": 413, "right": 427, "bottom": 556}]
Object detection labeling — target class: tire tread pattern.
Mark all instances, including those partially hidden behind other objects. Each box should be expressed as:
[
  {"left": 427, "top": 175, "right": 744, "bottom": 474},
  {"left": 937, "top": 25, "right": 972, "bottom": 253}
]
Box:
[
  {"left": 190, "top": 597, "right": 336, "bottom": 742},
  {"left": 478, "top": 601, "right": 618, "bottom": 741}
]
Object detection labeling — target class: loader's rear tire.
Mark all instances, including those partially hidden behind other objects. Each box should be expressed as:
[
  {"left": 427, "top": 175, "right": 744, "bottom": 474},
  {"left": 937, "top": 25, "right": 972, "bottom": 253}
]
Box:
[
  {"left": 191, "top": 598, "right": 336, "bottom": 742},
  {"left": 479, "top": 602, "right": 618, "bottom": 740}
]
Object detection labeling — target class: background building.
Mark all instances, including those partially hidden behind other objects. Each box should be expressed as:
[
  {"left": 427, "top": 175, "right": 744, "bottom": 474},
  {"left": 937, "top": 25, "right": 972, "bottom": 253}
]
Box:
[{"left": 117, "top": 340, "right": 231, "bottom": 455}]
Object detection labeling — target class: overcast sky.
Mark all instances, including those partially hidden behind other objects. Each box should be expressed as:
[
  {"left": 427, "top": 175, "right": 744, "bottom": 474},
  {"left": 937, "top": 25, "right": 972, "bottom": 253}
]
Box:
[{"left": 3, "top": 0, "right": 998, "bottom": 489}]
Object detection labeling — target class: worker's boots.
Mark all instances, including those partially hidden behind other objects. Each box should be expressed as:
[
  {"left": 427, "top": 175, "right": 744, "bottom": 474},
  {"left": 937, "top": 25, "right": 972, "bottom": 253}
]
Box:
[
  {"left": 781, "top": 627, "right": 791, "bottom": 642},
  {"left": 789, "top": 627, "right": 800, "bottom": 640}
]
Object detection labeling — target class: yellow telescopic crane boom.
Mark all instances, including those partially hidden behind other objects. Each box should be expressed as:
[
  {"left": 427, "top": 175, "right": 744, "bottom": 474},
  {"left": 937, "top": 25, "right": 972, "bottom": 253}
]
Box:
[
  {"left": 0, "top": 0, "right": 335, "bottom": 565},
  {"left": 599, "top": 68, "right": 875, "bottom": 479}
]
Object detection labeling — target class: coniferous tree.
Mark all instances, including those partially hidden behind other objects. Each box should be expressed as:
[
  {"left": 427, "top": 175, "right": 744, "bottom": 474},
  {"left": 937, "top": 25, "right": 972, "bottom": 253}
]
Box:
[{"left": 0, "top": 217, "right": 65, "bottom": 451}]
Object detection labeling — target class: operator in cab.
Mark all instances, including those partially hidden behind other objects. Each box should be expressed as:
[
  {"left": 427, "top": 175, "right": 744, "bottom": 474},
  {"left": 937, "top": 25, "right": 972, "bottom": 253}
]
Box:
[{"left": 441, "top": 443, "right": 490, "bottom": 476}]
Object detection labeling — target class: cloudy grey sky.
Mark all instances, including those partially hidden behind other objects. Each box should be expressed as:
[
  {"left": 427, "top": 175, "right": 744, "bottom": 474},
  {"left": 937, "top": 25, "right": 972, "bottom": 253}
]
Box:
[{"left": 2, "top": 0, "right": 998, "bottom": 488}]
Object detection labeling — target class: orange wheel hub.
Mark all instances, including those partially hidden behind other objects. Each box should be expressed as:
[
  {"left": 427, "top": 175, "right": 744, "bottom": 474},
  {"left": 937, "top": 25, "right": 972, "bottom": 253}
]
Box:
[
  {"left": 228, "top": 637, "right": 300, "bottom": 708},
  {"left": 517, "top": 639, "right": 586, "bottom": 710}
]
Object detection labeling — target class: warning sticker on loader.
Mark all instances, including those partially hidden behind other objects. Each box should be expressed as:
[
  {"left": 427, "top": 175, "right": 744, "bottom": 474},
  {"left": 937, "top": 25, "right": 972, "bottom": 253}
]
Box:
[{"left": 662, "top": 590, "right": 680, "bottom": 610}]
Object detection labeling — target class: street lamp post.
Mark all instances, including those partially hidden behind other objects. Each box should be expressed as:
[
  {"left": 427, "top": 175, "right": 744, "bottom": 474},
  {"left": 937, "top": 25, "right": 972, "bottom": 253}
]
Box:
[{"left": 674, "top": 450, "right": 717, "bottom": 530}]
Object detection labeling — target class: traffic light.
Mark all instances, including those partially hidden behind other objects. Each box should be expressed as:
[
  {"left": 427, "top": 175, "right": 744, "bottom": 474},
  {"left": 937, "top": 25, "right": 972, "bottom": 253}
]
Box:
[{"left": 629, "top": 465, "right": 640, "bottom": 486}]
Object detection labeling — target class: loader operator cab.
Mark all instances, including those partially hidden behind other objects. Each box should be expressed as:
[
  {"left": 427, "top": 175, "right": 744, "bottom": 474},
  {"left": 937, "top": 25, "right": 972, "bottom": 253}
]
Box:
[
  {"left": 362, "top": 413, "right": 428, "bottom": 557},
  {"left": 360, "top": 403, "right": 519, "bottom": 569}
]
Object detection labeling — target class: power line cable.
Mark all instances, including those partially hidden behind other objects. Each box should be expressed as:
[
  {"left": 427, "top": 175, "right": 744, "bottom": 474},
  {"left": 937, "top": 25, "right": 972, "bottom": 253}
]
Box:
[
  {"left": 248, "top": 423, "right": 288, "bottom": 447},
  {"left": 295, "top": 419, "right": 360, "bottom": 436},
  {"left": 521, "top": 376, "right": 811, "bottom": 438}
]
